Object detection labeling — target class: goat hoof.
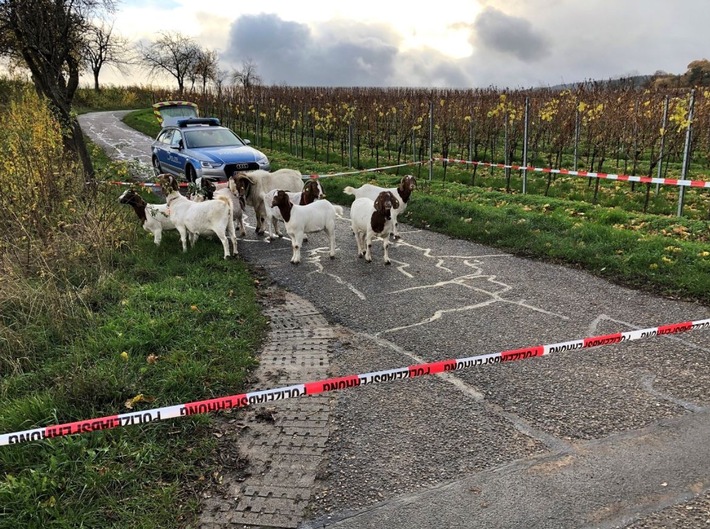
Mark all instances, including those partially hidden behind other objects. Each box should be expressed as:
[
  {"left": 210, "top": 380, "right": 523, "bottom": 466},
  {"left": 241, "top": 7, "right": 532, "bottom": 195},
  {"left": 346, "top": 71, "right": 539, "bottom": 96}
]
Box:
[{"left": 385, "top": 260, "right": 391, "bottom": 265}]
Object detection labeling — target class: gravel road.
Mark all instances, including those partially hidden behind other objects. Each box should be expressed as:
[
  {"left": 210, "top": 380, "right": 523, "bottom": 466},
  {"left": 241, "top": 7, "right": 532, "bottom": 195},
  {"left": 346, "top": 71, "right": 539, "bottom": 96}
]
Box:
[{"left": 81, "top": 110, "right": 710, "bottom": 529}]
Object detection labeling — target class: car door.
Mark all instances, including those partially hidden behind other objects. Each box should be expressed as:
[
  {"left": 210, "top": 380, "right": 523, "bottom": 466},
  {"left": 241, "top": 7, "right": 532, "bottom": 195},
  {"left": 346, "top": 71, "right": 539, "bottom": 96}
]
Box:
[
  {"left": 166, "top": 129, "right": 188, "bottom": 177},
  {"left": 154, "top": 129, "right": 176, "bottom": 175}
]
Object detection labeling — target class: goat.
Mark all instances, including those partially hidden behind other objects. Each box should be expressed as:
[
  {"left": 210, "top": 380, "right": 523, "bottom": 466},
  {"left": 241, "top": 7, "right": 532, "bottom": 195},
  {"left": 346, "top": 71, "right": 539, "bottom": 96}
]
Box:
[
  {"left": 350, "top": 191, "right": 400, "bottom": 265},
  {"left": 343, "top": 175, "right": 416, "bottom": 239},
  {"left": 270, "top": 189, "right": 342, "bottom": 264},
  {"left": 158, "top": 174, "right": 238, "bottom": 259},
  {"left": 194, "top": 176, "right": 247, "bottom": 237},
  {"left": 262, "top": 178, "right": 325, "bottom": 241},
  {"left": 118, "top": 188, "right": 175, "bottom": 246},
  {"left": 235, "top": 169, "right": 304, "bottom": 236}
]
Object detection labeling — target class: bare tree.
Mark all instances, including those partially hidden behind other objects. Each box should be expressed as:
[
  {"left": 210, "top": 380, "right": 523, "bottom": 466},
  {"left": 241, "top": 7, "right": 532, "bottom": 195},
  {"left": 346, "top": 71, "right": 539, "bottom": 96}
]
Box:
[
  {"left": 214, "top": 68, "right": 230, "bottom": 97},
  {"left": 232, "top": 58, "right": 262, "bottom": 89},
  {"left": 193, "top": 48, "right": 218, "bottom": 93},
  {"left": 138, "top": 32, "right": 201, "bottom": 95},
  {"left": 83, "top": 19, "right": 130, "bottom": 92},
  {"left": 0, "top": 0, "right": 114, "bottom": 178}
]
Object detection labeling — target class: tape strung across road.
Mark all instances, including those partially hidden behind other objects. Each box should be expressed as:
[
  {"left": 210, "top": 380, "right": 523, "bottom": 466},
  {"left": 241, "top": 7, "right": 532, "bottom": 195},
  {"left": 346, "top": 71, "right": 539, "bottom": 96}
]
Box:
[
  {"left": 3, "top": 318, "right": 709, "bottom": 447},
  {"left": 436, "top": 157, "right": 710, "bottom": 189},
  {"left": 106, "top": 160, "right": 425, "bottom": 188}
]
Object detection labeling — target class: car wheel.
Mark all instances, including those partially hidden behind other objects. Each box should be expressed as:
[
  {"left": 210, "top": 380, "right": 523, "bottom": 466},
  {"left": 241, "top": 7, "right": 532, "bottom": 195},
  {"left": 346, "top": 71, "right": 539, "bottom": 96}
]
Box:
[
  {"left": 185, "top": 165, "right": 197, "bottom": 183},
  {"left": 152, "top": 156, "right": 162, "bottom": 176}
]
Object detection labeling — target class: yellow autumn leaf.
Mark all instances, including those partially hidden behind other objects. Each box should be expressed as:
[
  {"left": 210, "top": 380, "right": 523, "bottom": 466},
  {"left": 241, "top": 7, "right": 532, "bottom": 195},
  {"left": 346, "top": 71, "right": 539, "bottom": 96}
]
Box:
[{"left": 125, "top": 393, "right": 145, "bottom": 410}]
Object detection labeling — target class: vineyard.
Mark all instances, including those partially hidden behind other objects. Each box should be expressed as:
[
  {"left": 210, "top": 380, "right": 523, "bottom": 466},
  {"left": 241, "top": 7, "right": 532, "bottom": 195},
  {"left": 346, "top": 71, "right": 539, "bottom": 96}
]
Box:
[{"left": 149, "top": 82, "right": 710, "bottom": 220}]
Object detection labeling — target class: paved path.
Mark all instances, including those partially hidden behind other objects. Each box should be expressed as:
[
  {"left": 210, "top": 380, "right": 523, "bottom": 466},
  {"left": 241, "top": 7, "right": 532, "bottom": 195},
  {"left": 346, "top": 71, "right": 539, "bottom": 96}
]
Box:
[
  {"left": 83, "top": 111, "right": 710, "bottom": 529},
  {"left": 79, "top": 110, "right": 154, "bottom": 178}
]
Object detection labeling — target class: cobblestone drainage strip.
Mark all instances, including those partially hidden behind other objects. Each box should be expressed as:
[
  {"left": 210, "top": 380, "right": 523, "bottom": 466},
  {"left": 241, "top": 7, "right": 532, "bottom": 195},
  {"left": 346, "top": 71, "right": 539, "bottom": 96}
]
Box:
[{"left": 200, "top": 290, "right": 338, "bottom": 528}]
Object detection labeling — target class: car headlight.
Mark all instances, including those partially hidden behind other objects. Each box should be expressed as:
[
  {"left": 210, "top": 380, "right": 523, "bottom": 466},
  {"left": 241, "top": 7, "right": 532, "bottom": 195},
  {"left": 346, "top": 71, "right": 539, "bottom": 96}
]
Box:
[
  {"left": 256, "top": 153, "right": 269, "bottom": 164},
  {"left": 200, "top": 161, "right": 223, "bottom": 169}
]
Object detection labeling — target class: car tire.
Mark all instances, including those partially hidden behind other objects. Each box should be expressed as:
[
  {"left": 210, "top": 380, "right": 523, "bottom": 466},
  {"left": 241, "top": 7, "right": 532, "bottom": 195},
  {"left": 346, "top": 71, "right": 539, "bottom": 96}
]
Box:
[
  {"left": 152, "top": 156, "right": 162, "bottom": 176},
  {"left": 185, "top": 165, "right": 197, "bottom": 183}
]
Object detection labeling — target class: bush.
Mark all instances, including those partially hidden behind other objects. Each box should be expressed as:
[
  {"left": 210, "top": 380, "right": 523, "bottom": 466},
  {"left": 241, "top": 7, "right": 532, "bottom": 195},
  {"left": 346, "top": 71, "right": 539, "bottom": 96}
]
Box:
[{"left": 0, "top": 87, "right": 133, "bottom": 377}]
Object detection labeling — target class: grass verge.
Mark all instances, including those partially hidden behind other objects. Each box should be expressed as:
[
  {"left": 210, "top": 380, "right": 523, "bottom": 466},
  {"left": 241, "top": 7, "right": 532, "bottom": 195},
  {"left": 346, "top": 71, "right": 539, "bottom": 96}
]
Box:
[{"left": 0, "top": 221, "right": 266, "bottom": 528}]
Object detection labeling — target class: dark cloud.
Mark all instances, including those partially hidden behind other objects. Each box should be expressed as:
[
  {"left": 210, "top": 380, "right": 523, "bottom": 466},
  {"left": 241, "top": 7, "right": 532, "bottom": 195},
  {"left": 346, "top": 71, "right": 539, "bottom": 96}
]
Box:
[
  {"left": 223, "top": 14, "right": 402, "bottom": 87},
  {"left": 472, "top": 7, "right": 549, "bottom": 61},
  {"left": 223, "top": 14, "right": 478, "bottom": 88}
]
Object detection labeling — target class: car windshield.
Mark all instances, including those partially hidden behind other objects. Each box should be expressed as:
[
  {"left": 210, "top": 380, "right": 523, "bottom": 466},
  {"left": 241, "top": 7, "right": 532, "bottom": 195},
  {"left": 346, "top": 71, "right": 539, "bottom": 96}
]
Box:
[{"left": 184, "top": 128, "right": 244, "bottom": 149}]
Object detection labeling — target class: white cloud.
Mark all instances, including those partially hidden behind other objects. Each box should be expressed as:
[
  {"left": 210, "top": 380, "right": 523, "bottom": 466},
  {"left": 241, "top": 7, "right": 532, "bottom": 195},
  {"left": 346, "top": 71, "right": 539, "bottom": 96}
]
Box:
[{"left": 91, "top": 0, "right": 710, "bottom": 90}]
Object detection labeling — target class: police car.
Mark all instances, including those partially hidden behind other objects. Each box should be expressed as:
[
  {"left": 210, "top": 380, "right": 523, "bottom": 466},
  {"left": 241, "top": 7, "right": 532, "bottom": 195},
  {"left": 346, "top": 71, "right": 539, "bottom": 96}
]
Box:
[{"left": 150, "top": 101, "right": 270, "bottom": 182}]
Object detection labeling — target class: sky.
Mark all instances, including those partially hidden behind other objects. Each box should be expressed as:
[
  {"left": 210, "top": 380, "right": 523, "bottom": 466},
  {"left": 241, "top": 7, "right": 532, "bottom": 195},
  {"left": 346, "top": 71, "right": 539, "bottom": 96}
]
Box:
[{"left": 94, "top": 0, "right": 710, "bottom": 90}]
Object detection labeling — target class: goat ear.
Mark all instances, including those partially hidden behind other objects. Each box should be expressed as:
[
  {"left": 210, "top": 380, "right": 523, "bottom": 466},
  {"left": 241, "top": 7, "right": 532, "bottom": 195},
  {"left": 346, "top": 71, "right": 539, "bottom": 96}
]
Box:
[
  {"left": 391, "top": 195, "right": 400, "bottom": 209},
  {"left": 169, "top": 176, "right": 179, "bottom": 191},
  {"left": 374, "top": 194, "right": 384, "bottom": 211}
]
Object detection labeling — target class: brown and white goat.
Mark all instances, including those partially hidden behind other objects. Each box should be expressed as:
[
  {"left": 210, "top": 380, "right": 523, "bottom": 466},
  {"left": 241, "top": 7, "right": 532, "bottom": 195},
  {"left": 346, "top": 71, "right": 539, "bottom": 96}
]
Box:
[
  {"left": 270, "top": 189, "right": 342, "bottom": 264},
  {"left": 262, "top": 178, "right": 325, "bottom": 241},
  {"left": 349, "top": 191, "right": 400, "bottom": 264},
  {"left": 343, "top": 175, "right": 416, "bottom": 239},
  {"left": 235, "top": 168, "right": 304, "bottom": 236},
  {"left": 118, "top": 188, "right": 175, "bottom": 245}
]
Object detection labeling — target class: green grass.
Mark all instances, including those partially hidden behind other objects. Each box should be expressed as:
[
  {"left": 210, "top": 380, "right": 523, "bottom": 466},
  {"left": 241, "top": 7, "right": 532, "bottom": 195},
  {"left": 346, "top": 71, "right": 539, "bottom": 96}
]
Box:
[
  {"left": 123, "top": 108, "right": 161, "bottom": 138},
  {"left": 3, "top": 103, "right": 708, "bottom": 529},
  {"left": 0, "top": 217, "right": 266, "bottom": 528}
]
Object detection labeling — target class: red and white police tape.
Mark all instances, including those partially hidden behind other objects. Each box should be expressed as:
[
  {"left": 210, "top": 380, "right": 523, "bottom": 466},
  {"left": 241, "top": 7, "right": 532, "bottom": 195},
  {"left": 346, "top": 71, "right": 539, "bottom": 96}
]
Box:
[
  {"left": 107, "top": 161, "right": 424, "bottom": 188},
  {"left": 3, "top": 318, "right": 709, "bottom": 447},
  {"left": 435, "top": 157, "right": 710, "bottom": 189}
]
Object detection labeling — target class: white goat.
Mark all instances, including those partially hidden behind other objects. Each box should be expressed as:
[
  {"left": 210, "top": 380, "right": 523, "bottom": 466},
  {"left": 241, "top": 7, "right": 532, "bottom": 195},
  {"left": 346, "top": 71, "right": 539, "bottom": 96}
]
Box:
[
  {"left": 343, "top": 175, "right": 416, "bottom": 239},
  {"left": 118, "top": 188, "right": 175, "bottom": 246},
  {"left": 262, "top": 178, "right": 325, "bottom": 241},
  {"left": 194, "top": 176, "right": 247, "bottom": 237},
  {"left": 159, "top": 174, "right": 238, "bottom": 259},
  {"left": 235, "top": 169, "right": 304, "bottom": 236},
  {"left": 350, "top": 191, "right": 400, "bottom": 265},
  {"left": 270, "top": 190, "right": 342, "bottom": 264}
]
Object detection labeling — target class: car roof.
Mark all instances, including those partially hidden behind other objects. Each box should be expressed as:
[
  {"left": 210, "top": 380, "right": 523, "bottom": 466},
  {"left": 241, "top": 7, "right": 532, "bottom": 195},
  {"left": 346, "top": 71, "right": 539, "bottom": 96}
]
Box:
[{"left": 152, "top": 101, "right": 199, "bottom": 127}]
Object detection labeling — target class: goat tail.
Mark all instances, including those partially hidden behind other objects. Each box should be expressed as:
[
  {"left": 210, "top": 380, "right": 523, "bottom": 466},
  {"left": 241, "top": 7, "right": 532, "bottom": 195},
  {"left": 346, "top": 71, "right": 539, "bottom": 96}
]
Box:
[
  {"left": 216, "top": 194, "right": 233, "bottom": 215},
  {"left": 343, "top": 186, "right": 356, "bottom": 196},
  {"left": 332, "top": 204, "right": 345, "bottom": 219}
]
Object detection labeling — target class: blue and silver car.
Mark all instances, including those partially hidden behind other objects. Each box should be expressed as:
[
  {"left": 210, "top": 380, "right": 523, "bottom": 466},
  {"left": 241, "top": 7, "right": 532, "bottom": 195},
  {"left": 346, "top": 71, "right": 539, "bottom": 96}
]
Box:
[{"left": 150, "top": 116, "right": 270, "bottom": 182}]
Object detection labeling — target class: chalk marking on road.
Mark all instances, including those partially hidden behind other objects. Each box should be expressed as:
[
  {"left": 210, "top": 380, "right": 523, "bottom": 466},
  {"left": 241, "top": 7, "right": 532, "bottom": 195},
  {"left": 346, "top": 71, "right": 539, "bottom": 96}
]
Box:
[
  {"left": 375, "top": 298, "right": 502, "bottom": 337},
  {"left": 640, "top": 373, "right": 706, "bottom": 413}
]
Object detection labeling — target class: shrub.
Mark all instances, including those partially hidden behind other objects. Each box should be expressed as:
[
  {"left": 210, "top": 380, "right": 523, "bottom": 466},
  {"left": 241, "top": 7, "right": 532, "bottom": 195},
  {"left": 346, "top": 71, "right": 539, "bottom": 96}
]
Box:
[{"left": 0, "top": 87, "right": 133, "bottom": 376}]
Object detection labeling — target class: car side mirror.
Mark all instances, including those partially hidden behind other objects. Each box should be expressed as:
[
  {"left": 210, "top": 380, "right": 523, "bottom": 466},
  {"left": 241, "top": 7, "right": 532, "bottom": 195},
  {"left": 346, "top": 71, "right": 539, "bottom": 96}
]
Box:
[
  {"left": 243, "top": 139, "right": 251, "bottom": 145},
  {"left": 172, "top": 140, "right": 184, "bottom": 150}
]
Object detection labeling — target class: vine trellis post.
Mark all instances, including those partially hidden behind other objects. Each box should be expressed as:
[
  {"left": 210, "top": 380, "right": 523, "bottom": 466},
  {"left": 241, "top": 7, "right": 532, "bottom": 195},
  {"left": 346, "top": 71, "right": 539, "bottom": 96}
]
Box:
[
  {"left": 428, "top": 99, "right": 434, "bottom": 183},
  {"left": 677, "top": 89, "right": 695, "bottom": 217},
  {"left": 574, "top": 108, "right": 580, "bottom": 171},
  {"left": 348, "top": 120, "right": 354, "bottom": 169},
  {"left": 522, "top": 96, "right": 530, "bottom": 194},
  {"left": 656, "top": 95, "right": 669, "bottom": 195}
]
